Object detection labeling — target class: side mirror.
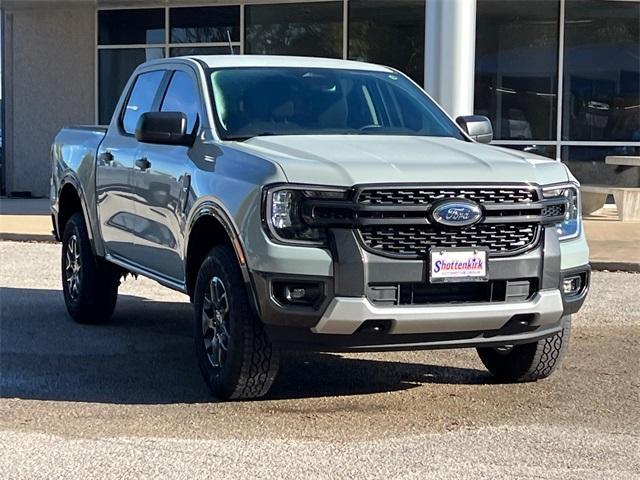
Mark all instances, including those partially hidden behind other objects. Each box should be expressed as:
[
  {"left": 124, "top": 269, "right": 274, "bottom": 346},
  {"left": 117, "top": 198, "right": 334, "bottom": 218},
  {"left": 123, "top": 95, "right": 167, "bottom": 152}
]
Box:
[
  {"left": 456, "top": 115, "right": 493, "bottom": 144},
  {"left": 135, "top": 112, "right": 194, "bottom": 147}
]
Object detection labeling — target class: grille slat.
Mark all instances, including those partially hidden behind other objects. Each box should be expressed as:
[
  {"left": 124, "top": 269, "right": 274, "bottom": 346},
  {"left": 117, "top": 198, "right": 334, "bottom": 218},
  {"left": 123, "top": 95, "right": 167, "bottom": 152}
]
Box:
[
  {"left": 358, "top": 186, "right": 537, "bottom": 205},
  {"left": 360, "top": 224, "right": 539, "bottom": 257},
  {"left": 356, "top": 186, "right": 542, "bottom": 257}
]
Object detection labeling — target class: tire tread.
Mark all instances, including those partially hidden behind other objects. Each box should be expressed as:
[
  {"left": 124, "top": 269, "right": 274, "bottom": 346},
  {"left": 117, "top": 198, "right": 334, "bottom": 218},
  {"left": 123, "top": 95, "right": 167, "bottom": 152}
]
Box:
[
  {"left": 195, "top": 245, "right": 279, "bottom": 400},
  {"left": 477, "top": 318, "right": 571, "bottom": 382}
]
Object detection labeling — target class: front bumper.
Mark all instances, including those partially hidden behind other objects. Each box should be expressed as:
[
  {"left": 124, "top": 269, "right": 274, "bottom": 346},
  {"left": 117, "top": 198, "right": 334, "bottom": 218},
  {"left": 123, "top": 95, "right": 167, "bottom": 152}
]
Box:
[
  {"left": 248, "top": 225, "right": 590, "bottom": 351},
  {"left": 313, "top": 289, "right": 563, "bottom": 335}
]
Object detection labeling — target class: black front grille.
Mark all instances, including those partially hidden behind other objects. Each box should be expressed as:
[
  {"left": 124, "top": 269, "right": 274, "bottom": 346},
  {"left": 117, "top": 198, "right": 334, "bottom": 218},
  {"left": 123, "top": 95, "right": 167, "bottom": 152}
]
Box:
[
  {"left": 357, "top": 186, "right": 537, "bottom": 205},
  {"left": 399, "top": 281, "right": 501, "bottom": 304},
  {"left": 359, "top": 223, "right": 539, "bottom": 257},
  {"left": 350, "top": 186, "right": 547, "bottom": 258}
]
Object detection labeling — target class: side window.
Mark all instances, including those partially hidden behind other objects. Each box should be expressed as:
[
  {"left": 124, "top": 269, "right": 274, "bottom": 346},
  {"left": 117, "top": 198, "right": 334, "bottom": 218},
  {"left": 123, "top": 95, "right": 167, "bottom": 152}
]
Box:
[
  {"left": 160, "top": 71, "right": 201, "bottom": 133},
  {"left": 122, "top": 70, "right": 165, "bottom": 135}
]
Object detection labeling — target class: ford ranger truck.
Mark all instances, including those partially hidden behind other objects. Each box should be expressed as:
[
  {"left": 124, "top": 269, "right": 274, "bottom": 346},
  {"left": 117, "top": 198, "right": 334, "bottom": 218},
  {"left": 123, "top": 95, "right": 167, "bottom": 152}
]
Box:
[{"left": 51, "top": 56, "right": 590, "bottom": 400}]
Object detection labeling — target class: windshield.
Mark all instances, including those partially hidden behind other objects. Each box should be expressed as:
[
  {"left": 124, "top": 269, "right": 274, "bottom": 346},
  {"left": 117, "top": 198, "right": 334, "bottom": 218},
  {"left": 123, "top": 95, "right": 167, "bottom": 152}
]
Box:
[{"left": 208, "top": 67, "right": 465, "bottom": 141}]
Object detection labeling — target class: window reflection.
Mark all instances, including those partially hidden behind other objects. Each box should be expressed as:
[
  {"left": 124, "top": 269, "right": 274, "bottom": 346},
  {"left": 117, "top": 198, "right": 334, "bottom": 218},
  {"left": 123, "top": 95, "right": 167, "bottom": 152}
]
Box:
[
  {"left": 170, "top": 46, "right": 238, "bottom": 57},
  {"left": 348, "top": 0, "right": 425, "bottom": 85},
  {"left": 122, "top": 70, "right": 166, "bottom": 134},
  {"left": 562, "top": 146, "right": 640, "bottom": 187},
  {"left": 170, "top": 7, "right": 240, "bottom": 44},
  {"left": 475, "top": 1, "right": 559, "bottom": 140},
  {"left": 245, "top": 2, "right": 343, "bottom": 58},
  {"left": 500, "top": 144, "right": 557, "bottom": 160},
  {"left": 98, "top": 9, "right": 165, "bottom": 45},
  {"left": 562, "top": 0, "right": 640, "bottom": 141},
  {"left": 160, "top": 71, "right": 201, "bottom": 133}
]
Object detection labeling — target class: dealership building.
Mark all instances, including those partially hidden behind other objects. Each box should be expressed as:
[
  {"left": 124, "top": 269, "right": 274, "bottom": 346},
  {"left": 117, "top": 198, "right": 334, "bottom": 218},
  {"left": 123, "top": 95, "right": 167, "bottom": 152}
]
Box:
[{"left": 1, "top": 0, "right": 638, "bottom": 197}]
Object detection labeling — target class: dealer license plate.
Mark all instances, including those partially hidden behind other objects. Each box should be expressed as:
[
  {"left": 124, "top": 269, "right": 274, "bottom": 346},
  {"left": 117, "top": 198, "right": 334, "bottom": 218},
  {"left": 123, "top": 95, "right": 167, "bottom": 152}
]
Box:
[{"left": 429, "top": 248, "right": 488, "bottom": 283}]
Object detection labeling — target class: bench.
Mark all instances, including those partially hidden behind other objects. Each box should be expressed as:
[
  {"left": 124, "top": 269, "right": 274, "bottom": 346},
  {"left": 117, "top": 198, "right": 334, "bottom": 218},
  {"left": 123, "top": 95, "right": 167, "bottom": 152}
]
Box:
[
  {"left": 605, "top": 156, "right": 640, "bottom": 167},
  {"left": 581, "top": 185, "right": 640, "bottom": 222}
]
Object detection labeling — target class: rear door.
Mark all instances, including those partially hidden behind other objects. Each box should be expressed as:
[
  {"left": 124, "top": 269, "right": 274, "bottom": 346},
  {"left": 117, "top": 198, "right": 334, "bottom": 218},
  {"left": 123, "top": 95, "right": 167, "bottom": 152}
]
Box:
[
  {"left": 129, "top": 68, "right": 204, "bottom": 282},
  {"left": 96, "top": 69, "right": 167, "bottom": 260}
]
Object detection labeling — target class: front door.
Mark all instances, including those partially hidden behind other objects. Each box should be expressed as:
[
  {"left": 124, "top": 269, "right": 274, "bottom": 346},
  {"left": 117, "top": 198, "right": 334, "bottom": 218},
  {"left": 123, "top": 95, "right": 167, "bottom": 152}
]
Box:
[{"left": 129, "top": 69, "right": 203, "bottom": 282}]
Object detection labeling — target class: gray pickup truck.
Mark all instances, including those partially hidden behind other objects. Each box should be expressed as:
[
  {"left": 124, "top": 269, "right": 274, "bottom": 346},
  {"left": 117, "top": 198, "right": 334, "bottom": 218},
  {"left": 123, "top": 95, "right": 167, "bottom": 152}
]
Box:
[{"left": 51, "top": 55, "right": 590, "bottom": 400}]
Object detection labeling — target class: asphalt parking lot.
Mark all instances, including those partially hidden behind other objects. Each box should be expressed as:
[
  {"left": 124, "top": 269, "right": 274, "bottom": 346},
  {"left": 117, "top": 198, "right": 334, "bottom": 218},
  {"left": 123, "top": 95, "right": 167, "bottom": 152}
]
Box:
[{"left": 0, "top": 240, "right": 639, "bottom": 479}]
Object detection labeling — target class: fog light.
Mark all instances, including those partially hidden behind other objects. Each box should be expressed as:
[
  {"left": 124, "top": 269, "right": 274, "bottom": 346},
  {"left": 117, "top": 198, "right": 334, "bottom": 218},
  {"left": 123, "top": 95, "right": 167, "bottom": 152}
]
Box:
[
  {"left": 273, "top": 281, "right": 323, "bottom": 306},
  {"left": 563, "top": 275, "right": 582, "bottom": 295},
  {"left": 285, "top": 287, "right": 307, "bottom": 301}
]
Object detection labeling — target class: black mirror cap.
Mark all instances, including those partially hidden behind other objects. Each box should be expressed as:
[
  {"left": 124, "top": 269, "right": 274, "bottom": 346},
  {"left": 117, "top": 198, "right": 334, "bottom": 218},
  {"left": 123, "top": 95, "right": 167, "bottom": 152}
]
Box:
[
  {"left": 135, "top": 112, "right": 194, "bottom": 147},
  {"left": 456, "top": 115, "right": 493, "bottom": 144}
]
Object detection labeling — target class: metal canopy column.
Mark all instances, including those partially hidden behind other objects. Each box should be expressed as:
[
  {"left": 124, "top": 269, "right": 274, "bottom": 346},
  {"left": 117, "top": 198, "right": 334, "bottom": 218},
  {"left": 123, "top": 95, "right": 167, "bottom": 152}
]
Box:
[{"left": 424, "top": 0, "right": 477, "bottom": 119}]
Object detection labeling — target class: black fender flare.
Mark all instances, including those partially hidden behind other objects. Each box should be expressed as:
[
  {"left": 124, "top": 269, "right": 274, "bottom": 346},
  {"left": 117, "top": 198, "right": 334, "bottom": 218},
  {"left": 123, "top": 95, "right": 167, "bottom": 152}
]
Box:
[
  {"left": 57, "top": 174, "right": 104, "bottom": 257},
  {"left": 185, "top": 201, "right": 262, "bottom": 316}
]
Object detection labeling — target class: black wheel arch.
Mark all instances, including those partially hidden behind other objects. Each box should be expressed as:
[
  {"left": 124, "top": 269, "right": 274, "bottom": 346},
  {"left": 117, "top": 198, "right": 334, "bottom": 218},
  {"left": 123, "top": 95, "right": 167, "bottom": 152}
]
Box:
[
  {"left": 185, "top": 203, "right": 260, "bottom": 315},
  {"left": 56, "top": 178, "right": 95, "bottom": 248}
]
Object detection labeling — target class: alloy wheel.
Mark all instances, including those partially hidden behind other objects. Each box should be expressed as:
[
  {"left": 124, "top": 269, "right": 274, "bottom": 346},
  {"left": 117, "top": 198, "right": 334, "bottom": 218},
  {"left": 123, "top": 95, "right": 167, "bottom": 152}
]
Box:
[
  {"left": 65, "top": 234, "right": 81, "bottom": 301},
  {"left": 202, "top": 276, "right": 231, "bottom": 368}
]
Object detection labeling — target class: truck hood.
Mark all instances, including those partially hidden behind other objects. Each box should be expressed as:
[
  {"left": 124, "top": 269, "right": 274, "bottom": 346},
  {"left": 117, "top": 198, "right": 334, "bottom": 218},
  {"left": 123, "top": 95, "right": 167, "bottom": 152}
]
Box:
[{"left": 232, "top": 135, "right": 570, "bottom": 186}]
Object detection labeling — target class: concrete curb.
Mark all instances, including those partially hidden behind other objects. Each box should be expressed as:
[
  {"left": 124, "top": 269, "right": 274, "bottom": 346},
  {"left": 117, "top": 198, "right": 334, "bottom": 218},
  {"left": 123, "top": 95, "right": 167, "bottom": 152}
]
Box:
[
  {"left": 1, "top": 233, "right": 638, "bottom": 272},
  {"left": 0, "top": 233, "right": 56, "bottom": 243},
  {"left": 590, "top": 261, "right": 640, "bottom": 273},
  {"left": 0, "top": 232, "right": 640, "bottom": 273}
]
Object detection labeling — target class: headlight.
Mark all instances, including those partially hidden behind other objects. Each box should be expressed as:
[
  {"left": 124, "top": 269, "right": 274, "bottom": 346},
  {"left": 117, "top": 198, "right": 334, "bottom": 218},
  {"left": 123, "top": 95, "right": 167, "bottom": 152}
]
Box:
[
  {"left": 264, "top": 185, "right": 349, "bottom": 245},
  {"left": 543, "top": 183, "right": 581, "bottom": 241}
]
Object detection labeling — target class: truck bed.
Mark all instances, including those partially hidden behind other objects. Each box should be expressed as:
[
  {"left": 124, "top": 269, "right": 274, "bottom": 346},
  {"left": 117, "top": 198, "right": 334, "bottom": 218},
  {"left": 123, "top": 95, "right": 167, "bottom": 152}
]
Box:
[{"left": 50, "top": 125, "right": 108, "bottom": 246}]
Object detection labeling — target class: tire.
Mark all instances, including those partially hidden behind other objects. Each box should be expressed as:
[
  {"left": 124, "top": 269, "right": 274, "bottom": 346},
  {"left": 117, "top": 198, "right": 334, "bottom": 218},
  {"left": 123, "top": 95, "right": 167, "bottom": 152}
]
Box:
[
  {"left": 194, "top": 245, "right": 280, "bottom": 400},
  {"left": 61, "top": 212, "right": 120, "bottom": 324},
  {"left": 477, "top": 317, "right": 571, "bottom": 382}
]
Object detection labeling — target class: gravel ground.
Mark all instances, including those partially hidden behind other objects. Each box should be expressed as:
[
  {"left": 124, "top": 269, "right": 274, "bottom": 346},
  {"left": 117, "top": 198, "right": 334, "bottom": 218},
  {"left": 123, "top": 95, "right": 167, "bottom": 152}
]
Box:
[{"left": 0, "top": 241, "right": 639, "bottom": 479}]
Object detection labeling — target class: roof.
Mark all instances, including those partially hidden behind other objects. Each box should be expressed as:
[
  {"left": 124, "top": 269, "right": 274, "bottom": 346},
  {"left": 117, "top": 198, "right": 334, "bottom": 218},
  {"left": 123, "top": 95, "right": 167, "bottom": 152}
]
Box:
[{"left": 187, "top": 55, "right": 393, "bottom": 72}]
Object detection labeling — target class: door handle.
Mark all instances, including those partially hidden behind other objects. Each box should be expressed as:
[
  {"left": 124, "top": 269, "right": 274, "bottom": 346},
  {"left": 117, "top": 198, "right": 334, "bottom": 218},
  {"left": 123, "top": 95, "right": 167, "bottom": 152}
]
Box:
[{"left": 135, "top": 157, "right": 151, "bottom": 171}]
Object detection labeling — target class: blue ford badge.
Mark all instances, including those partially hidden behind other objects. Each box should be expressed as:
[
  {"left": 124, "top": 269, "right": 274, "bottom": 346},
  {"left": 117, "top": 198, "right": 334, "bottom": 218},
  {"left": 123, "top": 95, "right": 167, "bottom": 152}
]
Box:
[{"left": 432, "top": 200, "right": 482, "bottom": 227}]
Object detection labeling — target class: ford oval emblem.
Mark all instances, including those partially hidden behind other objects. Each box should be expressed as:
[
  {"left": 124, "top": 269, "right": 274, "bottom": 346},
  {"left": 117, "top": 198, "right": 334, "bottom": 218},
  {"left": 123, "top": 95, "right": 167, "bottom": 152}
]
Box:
[{"left": 432, "top": 200, "right": 482, "bottom": 227}]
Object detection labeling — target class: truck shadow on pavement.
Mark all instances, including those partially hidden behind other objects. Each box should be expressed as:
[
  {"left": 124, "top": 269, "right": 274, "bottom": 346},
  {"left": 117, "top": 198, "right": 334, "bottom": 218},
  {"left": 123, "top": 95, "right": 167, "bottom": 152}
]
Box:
[{"left": 0, "top": 287, "right": 492, "bottom": 404}]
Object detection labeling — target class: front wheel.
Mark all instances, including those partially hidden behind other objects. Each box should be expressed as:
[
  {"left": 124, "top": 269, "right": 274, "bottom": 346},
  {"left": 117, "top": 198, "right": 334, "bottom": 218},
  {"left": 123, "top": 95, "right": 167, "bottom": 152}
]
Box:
[
  {"left": 194, "top": 245, "right": 280, "bottom": 400},
  {"left": 477, "top": 317, "right": 571, "bottom": 382}
]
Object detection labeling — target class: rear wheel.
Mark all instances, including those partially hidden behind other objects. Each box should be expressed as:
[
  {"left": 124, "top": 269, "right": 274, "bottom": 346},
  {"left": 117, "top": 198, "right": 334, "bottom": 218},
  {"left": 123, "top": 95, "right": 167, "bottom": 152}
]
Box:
[
  {"left": 477, "top": 317, "right": 571, "bottom": 382},
  {"left": 61, "top": 212, "right": 120, "bottom": 324},
  {"left": 194, "top": 245, "right": 280, "bottom": 400}
]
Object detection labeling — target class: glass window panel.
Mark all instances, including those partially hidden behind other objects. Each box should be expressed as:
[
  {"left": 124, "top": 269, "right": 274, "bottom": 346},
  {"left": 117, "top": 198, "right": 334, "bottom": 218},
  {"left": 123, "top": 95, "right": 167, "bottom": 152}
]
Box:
[
  {"left": 475, "top": 1, "right": 559, "bottom": 141},
  {"left": 160, "top": 71, "right": 201, "bottom": 132},
  {"left": 122, "top": 70, "right": 166, "bottom": 135},
  {"left": 98, "top": 48, "right": 164, "bottom": 125},
  {"left": 208, "top": 67, "right": 464, "bottom": 140},
  {"left": 245, "top": 2, "right": 343, "bottom": 58},
  {"left": 561, "top": 146, "right": 640, "bottom": 188},
  {"left": 170, "top": 46, "right": 239, "bottom": 57},
  {"left": 170, "top": 6, "right": 240, "bottom": 43},
  {"left": 98, "top": 9, "right": 165, "bottom": 45},
  {"left": 497, "top": 144, "right": 557, "bottom": 160},
  {"left": 562, "top": 0, "right": 640, "bottom": 141},
  {"left": 348, "top": 0, "right": 425, "bottom": 85}
]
